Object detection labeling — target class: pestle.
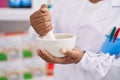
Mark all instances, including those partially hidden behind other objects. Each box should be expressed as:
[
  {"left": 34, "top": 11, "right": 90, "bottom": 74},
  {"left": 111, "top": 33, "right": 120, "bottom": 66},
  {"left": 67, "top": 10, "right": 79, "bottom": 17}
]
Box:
[{"left": 40, "top": 30, "right": 56, "bottom": 40}]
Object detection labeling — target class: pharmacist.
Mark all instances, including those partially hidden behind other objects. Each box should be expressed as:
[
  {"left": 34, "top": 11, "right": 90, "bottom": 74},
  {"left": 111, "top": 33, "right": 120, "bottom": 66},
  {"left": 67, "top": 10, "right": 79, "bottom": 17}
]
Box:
[{"left": 29, "top": 0, "right": 120, "bottom": 80}]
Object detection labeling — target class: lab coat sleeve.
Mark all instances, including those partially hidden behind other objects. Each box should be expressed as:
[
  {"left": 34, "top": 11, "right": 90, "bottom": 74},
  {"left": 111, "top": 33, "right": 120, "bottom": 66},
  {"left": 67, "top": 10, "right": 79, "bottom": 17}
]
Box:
[
  {"left": 28, "top": 26, "right": 39, "bottom": 39},
  {"left": 77, "top": 51, "right": 115, "bottom": 80}
]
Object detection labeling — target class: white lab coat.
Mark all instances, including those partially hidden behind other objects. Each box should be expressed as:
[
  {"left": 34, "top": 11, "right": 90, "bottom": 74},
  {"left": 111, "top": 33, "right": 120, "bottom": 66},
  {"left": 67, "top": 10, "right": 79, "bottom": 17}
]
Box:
[{"left": 29, "top": 0, "right": 120, "bottom": 80}]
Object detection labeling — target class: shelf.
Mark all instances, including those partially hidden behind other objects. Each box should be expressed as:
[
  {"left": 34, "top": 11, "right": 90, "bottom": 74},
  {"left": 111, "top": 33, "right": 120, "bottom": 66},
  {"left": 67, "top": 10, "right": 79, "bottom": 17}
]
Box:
[
  {"left": 0, "top": 8, "right": 33, "bottom": 21},
  {"left": 0, "top": 0, "right": 45, "bottom": 21},
  {"left": 33, "top": 76, "right": 53, "bottom": 80}
]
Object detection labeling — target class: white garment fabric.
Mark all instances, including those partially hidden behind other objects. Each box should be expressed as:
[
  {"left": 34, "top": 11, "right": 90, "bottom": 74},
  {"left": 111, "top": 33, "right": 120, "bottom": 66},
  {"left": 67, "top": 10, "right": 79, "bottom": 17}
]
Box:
[{"left": 29, "top": 0, "right": 120, "bottom": 80}]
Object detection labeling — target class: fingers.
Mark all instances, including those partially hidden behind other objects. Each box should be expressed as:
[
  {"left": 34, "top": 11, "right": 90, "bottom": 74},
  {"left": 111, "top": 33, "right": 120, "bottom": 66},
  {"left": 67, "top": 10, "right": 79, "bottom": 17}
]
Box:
[
  {"left": 37, "top": 48, "right": 84, "bottom": 64},
  {"left": 30, "top": 4, "right": 52, "bottom": 36},
  {"left": 40, "top": 4, "right": 48, "bottom": 13},
  {"left": 61, "top": 48, "right": 84, "bottom": 63},
  {"left": 44, "top": 50, "right": 74, "bottom": 64},
  {"left": 37, "top": 49, "right": 75, "bottom": 64},
  {"left": 41, "top": 4, "right": 47, "bottom": 8},
  {"left": 61, "top": 48, "right": 79, "bottom": 58},
  {"left": 30, "top": 10, "right": 48, "bottom": 20},
  {"left": 34, "top": 24, "right": 52, "bottom": 36},
  {"left": 37, "top": 50, "right": 47, "bottom": 61},
  {"left": 31, "top": 15, "right": 51, "bottom": 24}
]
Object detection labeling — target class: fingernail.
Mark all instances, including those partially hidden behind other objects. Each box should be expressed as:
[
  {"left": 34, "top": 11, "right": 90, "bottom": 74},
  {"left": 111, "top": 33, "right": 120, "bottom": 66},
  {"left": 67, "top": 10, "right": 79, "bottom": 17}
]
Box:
[
  {"left": 61, "top": 49, "right": 67, "bottom": 54},
  {"left": 41, "top": 4, "right": 47, "bottom": 8}
]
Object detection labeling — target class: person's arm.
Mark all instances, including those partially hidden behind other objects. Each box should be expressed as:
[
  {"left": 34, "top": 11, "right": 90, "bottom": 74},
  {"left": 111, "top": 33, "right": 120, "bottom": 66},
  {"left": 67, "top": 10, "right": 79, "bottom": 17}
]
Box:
[
  {"left": 76, "top": 50, "right": 115, "bottom": 80},
  {"left": 37, "top": 48, "right": 115, "bottom": 80}
]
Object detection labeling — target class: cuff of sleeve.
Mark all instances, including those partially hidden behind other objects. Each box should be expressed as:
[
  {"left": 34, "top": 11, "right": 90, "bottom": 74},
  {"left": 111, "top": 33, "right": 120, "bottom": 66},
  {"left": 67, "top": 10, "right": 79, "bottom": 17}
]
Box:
[
  {"left": 76, "top": 50, "right": 115, "bottom": 70},
  {"left": 76, "top": 51, "right": 88, "bottom": 68}
]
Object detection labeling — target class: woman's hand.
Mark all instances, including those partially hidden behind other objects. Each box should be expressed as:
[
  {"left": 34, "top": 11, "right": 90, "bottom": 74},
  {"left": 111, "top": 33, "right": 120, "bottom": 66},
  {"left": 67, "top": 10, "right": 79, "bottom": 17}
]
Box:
[
  {"left": 30, "top": 4, "right": 52, "bottom": 36},
  {"left": 37, "top": 48, "right": 85, "bottom": 64}
]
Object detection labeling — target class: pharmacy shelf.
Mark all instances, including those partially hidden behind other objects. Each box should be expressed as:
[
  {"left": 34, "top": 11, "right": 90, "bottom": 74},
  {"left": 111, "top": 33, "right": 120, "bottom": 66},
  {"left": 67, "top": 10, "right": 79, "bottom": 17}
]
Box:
[
  {"left": 33, "top": 76, "right": 53, "bottom": 80},
  {"left": 0, "top": 8, "right": 33, "bottom": 21},
  {"left": 0, "top": 0, "right": 45, "bottom": 21}
]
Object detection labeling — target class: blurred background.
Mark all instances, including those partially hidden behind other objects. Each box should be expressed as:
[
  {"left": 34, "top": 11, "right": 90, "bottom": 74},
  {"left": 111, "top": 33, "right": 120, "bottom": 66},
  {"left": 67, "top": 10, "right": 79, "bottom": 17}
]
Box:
[{"left": 0, "top": 0, "right": 59, "bottom": 80}]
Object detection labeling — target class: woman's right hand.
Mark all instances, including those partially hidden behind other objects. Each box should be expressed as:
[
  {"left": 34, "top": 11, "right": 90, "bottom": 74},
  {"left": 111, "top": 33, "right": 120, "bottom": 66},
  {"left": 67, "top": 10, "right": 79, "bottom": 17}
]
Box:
[{"left": 30, "top": 4, "right": 52, "bottom": 36}]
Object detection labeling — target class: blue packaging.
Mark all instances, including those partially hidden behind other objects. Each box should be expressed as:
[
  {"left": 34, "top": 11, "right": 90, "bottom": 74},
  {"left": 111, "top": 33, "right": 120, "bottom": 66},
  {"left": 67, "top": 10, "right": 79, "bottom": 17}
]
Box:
[
  {"left": 20, "top": 0, "right": 31, "bottom": 7},
  {"left": 8, "top": 0, "right": 21, "bottom": 7},
  {"left": 8, "top": 0, "right": 31, "bottom": 8},
  {"left": 101, "top": 35, "right": 120, "bottom": 58}
]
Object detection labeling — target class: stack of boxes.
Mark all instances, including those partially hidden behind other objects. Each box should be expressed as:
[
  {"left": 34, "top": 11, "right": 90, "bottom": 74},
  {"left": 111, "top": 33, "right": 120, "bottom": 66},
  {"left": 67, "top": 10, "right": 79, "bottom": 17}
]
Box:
[{"left": 0, "top": 32, "right": 54, "bottom": 80}]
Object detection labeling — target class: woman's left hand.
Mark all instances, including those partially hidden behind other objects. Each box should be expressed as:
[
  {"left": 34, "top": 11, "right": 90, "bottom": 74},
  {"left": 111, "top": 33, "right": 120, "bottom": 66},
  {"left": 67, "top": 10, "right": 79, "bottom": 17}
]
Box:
[{"left": 37, "top": 48, "right": 84, "bottom": 64}]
